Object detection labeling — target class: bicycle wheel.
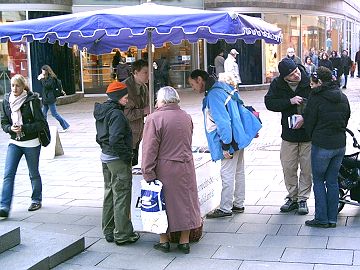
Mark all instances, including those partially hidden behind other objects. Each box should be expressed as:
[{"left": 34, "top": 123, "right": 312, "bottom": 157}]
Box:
[{"left": 338, "top": 188, "right": 345, "bottom": 213}]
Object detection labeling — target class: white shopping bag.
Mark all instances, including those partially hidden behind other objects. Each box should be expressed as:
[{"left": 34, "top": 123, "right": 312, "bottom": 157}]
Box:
[{"left": 140, "top": 179, "right": 168, "bottom": 234}]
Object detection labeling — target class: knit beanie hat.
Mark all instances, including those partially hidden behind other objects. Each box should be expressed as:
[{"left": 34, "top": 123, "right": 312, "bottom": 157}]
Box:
[
  {"left": 106, "top": 81, "right": 128, "bottom": 102},
  {"left": 278, "top": 58, "right": 297, "bottom": 78}
]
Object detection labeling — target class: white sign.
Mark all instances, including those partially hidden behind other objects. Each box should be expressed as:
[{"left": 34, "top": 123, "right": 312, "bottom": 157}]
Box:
[{"left": 131, "top": 153, "right": 221, "bottom": 231}]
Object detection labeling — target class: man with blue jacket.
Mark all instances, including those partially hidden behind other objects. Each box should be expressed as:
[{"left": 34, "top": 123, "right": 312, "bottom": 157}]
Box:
[{"left": 189, "top": 70, "right": 261, "bottom": 218}]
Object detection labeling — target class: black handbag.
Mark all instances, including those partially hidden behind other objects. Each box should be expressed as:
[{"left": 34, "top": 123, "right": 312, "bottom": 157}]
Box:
[{"left": 30, "top": 101, "right": 51, "bottom": 147}]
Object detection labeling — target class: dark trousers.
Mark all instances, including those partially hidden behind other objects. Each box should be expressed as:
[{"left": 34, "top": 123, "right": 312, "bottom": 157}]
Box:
[
  {"left": 132, "top": 141, "right": 141, "bottom": 166},
  {"left": 102, "top": 159, "right": 134, "bottom": 242},
  {"left": 357, "top": 61, "right": 360, "bottom": 77}
]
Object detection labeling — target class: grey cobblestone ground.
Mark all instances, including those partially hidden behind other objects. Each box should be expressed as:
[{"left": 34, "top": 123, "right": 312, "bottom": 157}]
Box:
[{"left": 0, "top": 78, "right": 359, "bottom": 269}]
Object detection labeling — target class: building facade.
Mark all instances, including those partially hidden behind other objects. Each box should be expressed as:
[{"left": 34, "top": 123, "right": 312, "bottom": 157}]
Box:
[
  {"left": 205, "top": 0, "right": 360, "bottom": 83},
  {"left": 0, "top": 0, "right": 359, "bottom": 96}
]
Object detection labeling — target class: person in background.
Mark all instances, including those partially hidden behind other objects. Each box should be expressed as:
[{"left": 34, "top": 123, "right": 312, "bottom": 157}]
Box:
[
  {"left": 318, "top": 52, "right": 333, "bottom": 71},
  {"left": 341, "top": 50, "right": 352, "bottom": 89},
  {"left": 94, "top": 81, "right": 140, "bottom": 245},
  {"left": 37, "top": 65, "right": 70, "bottom": 132},
  {"left": 141, "top": 86, "right": 201, "bottom": 254},
  {"left": 309, "top": 47, "right": 319, "bottom": 68},
  {"left": 0, "top": 74, "right": 48, "bottom": 219},
  {"left": 329, "top": 50, "right": 343, "bottom": 86},
  {"left": 303, "top": 67, "right": 350, "bottom": 228},
  {"left": 112, "top": 50, "right": 121, "bottom": 73},
  {"left": 304, "top": 56, "right": 316, "bottom": 77},
  {"left": 214, "top": 50, "right": 225, "bottom": 77},
  {"left": 286, "top": 47, "right": 302, "bottom": 65},
  {"left": 264, "top": 58, "right": 312, "bottom": 215},
  {"left": 123, "top": 59, "right": 150, "bottom": 166},
  {"left": 156, "top": 56, "right": 170, "bottom": 86},
  {"left": 189, "top": 69, "right": 260, "bottom": 219},
  {"left": 224, "top": 49, "right": 241, "bottom": 86},
  {"left": 355, "top": 47, "right": 360, "bottom": 78},
  {"left": 116, "top": 57, "right": 131, "bottom": 82}
]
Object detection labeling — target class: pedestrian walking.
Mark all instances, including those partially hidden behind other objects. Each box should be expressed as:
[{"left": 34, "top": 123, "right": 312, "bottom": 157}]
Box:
[
  {"left": 264, "top": 58, "right": 312, "bottom": 215},
  {"left": 214, "top": 50, "right": 225, "bottom": 76},
  {"left": 189, "top": 69, "right": 261, "bottom": 219},
  {"left": 123, "top": 59, "right": 150, "bottom": 166},
  {"left": 38, "top": 65, "right": 70, "bottom": 132},
  {"left": 224, "top": 49, "right": 241, "bottom": 85},
  {"left": 0, "top": 74, "right": 48, "bottom": 219},
  {"left": 303, "top": 67, "right": 351, "bottom": 228},
  {"left": 355, "top": 47, "right": 360, "bottom": 77},
  {"left": 93, "top": 81, "right": 140, "bottom": 245},
  {"left": 141, "top": 86, "right": 201, "bottom": 254},
  {"left": 286, "top": 47, "right": 302, "bottom": 65},
  {"left": 341, "top": 50, "right": 352, "bottom": 89}
]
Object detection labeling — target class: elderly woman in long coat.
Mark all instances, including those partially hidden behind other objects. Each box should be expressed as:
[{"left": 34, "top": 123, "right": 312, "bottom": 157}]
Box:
[{"left": 141, "top": 86, "right": 201, "bottom": 254}]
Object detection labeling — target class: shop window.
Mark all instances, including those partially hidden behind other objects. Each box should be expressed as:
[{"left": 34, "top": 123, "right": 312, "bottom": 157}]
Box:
[
  {"left": 0, "top": 11, "right": 27, "bottom": 96},
  {"left": 263, "top": 14, "right": 300, "bottom": 82},
  {"left": 301, "top": 15, "right": 326, "bottom": 63}
]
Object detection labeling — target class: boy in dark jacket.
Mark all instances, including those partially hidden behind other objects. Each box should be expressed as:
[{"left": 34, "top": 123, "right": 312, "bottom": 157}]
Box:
[
  {"left": 94, "top": 81, "right": 139, "bottom": 245},
  {"left": 264, "top": 58, "right": 312, "bottom": 215}
]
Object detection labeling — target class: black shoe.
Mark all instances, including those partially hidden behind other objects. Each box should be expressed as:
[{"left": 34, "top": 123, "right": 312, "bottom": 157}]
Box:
[
  {"left": 154, "top": 242, "right": 170, "bottom": 253},
  {"left": 177, "top": 243, "right": 190, "bottom": 254},
  {"left": 115, "top": 232, "right": 140, "bottom": 245},
  {"left": 328, "top": 223, "right": 337, "bottom": 228},
  {"left": 232, "top": 205, "right": 245, "bottom": 213},
  {"left": 0, "top": 209, "right": 9, "bottom": 220},
  {"left": 297, "top": 201, "right": 309, "bottom": 215},
  {"left": 206, "top": 209, "right": 232, "bottom": 219},
  {"left": 342, "top": 86, "right": 347, "bottom": 89},
  {"left": 305, "top": 219, "right": 329, "bottom": 228},
  {"left": 28, "top": 202, "right": 41, "bottom": 211},
  {"left": 105, "top": 234, "right": 114, "bottom": 243},
  {"left": 280, "top": 198, "right": 298, "bottom": 212}
]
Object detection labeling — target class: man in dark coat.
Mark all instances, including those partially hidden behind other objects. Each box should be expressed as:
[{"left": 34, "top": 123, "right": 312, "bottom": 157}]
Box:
[
  {"left": 94, "top": 81, "right": 139, "bottom": 246},
  {"left": 355, "top": 47, "right": 360, "bottom": 77},
  {"left": 264, "top": 58, "right": 312, "bottom": 215}
]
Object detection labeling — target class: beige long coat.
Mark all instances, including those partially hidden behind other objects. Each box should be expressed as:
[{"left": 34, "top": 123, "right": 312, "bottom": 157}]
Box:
[{"left": 141, "top": 103, "right": 201, "bottom": 232}]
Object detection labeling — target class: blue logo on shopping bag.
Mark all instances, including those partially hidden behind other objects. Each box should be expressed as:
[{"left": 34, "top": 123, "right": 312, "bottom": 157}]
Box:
[{"left": 140, "top": 181, "right": 166, "bottom": 212}]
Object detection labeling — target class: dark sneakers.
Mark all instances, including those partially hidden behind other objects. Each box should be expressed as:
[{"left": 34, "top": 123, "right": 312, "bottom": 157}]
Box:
[
  {"left": 28, "top": 203, "right": 41, "bottom": 211},
  {"left": 232, "top": 205, "right": 245, "bottom": 213},
  {"left": 305, "top": 219, "right": 329, "bottom": 228},
  {"left": 177, "top": 243, "right": 190, "bottom": 254},
  {"left": 105, "top": 234, "right": 114, "bottom": 243},
  {"left": 280, "top": 198, "right": 298, "bottom": 212},
  {"left": 297, "top": 201, "right": 309, "bottom": 215},
  {"left": 154, "top": 242, "right": 170, "bottom": 253},
  {"left": 0, "top": 209, "right": 9, "bottom": 220},
  {"left": 115, "top": 232, "right": 140, "bottom": 245},
  {"left": 206, "top": 209, "right": 232, "bottom": 219}
]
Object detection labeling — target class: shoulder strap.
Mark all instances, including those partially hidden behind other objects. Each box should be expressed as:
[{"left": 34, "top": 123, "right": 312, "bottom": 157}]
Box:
[{"left": 211, "top": 86, "right": 243, "bottom": 106}]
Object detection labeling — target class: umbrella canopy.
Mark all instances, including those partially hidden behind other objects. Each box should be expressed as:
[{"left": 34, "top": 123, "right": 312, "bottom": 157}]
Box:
[
  {"left": 0, "top": 2, "right": 281, "bottom": 111},
  {"left": 0, "top": 3, "right": 281, "bottom": 55}
]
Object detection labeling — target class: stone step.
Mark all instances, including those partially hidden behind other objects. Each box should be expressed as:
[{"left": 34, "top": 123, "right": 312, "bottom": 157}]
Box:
[
  {"left": 0, "top": 225, "right": 21, "bottom": 254},
  {"left": 0, "top": 228, "right": 85, "bottom": 270}
]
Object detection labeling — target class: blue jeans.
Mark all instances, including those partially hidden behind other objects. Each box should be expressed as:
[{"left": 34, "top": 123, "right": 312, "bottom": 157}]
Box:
[
  {"left": 311, "top": 145, "right": 345, "bottom": 224},
  {"left": 42, "top": 102, "right": 70, "bottom": 130},
  {"left": 1, "top": 144, "right": 42, "bottom": 212}
]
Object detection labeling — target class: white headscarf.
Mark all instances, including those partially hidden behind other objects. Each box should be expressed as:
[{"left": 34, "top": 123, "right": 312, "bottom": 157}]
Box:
[{"left": 9, "top": 90, "right": 28, "bottom": 126}]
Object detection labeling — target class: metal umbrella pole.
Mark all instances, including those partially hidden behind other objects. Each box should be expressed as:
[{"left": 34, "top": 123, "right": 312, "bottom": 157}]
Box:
[{"left": 147, "top": 29, "right": 154, "bottom": 113}]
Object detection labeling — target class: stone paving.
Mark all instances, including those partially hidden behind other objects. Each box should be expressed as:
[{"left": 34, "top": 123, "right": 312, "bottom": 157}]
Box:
[{"left": 0, "top": 78, "right": 360, "bottom": 269}]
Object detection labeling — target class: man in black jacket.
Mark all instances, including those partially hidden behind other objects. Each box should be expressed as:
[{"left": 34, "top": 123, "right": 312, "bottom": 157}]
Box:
[
  {"left": 264, "top": 58, "right": 312, "bottom": 215},
  {"left": 94, "top": 81, "right": 139, "bottom": 246}
]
